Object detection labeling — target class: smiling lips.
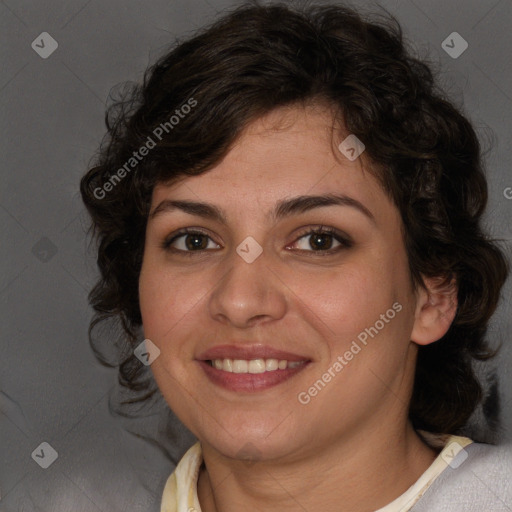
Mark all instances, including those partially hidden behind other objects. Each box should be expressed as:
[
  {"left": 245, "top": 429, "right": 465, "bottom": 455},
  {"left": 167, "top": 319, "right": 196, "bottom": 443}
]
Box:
[
  {"left": 211, "top": 357, "right": 305, "bottom": 373},
  {"left": 196, "top": 344, "right": 311, "bottom": 392}
]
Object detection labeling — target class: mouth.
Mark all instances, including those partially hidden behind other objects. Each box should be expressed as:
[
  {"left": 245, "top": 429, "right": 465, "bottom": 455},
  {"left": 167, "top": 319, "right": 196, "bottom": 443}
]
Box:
[
  {"left": 207, "top": 358, "right": 307, "bottom": 373},
  {"left": 196, "top": 345, "right": 311, "bottom": 392}
]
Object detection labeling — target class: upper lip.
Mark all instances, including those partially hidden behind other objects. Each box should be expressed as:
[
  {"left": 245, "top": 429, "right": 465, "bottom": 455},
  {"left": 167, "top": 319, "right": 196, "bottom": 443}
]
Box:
[{"left": 196, "top": 344, "right": 310, "bottom": 362}]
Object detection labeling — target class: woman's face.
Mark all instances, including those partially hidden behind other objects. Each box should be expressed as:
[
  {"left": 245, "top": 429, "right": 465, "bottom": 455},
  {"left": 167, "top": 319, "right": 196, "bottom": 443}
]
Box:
[{"left": 139, "top": 104, "right": 421, "bottom": 462}]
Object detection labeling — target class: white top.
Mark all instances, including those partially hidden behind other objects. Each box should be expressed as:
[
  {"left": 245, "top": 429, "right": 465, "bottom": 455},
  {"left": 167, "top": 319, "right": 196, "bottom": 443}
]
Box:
[{"left": 160, "top": 431, "right": 510, "bottom": 511}]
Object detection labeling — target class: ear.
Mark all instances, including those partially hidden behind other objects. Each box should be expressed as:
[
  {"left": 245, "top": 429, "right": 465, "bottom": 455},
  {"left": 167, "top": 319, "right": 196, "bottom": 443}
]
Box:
[{"left": 411, "top": 275, "right": 458, "bottom": 346}]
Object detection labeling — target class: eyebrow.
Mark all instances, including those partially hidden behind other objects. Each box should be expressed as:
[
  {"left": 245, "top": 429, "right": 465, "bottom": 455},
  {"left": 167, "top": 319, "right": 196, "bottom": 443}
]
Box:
[{"left": 148, "top": 193, "right": 375, "bottom": 225}]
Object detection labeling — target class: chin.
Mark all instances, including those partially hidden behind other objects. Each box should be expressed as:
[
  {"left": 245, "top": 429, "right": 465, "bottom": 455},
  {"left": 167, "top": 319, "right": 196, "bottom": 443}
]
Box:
[{"left": 200, "top": 422, "right": 304, "bottom": 463}]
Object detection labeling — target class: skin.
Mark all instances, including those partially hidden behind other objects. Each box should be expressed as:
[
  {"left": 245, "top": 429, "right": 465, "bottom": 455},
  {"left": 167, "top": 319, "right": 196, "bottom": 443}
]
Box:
[{"left": 138, "top": 103, "right": 458, "bottom": 512}]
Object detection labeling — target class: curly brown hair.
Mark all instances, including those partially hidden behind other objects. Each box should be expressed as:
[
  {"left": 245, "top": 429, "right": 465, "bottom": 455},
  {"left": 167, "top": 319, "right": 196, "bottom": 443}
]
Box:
[{"left": 80, "top": 1, "right": 509, "bottom": 437}]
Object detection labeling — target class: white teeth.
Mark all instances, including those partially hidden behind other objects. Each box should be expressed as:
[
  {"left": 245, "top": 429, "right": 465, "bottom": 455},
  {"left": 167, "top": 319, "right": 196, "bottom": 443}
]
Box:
[
  {"left": 248, "top": 359, "right": 266, "bottom": 374},
  {"left": 232, "top": 360, "right": 248, "bottom": 373},
  {"left": 265, "top": 359, "right": 279, "bottom": 371},
  {"left": 210, "top": 358, "right": 306, "bottom": 373}
]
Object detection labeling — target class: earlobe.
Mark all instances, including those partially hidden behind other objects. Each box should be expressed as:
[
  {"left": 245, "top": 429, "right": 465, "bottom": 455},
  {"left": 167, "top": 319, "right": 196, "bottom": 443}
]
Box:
[{"left": 411, "top": 276, "right": 458, "bottom": 346}]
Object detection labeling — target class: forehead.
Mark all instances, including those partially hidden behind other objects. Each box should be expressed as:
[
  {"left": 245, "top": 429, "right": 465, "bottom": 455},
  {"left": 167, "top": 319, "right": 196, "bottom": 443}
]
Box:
[{"left": 150, "top": 105, "right": 392, "bottom": 220}]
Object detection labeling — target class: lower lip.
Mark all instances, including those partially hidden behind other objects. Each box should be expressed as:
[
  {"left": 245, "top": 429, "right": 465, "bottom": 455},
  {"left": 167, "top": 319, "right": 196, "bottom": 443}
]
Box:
[{"left": 197, "top": 360, "right": 310, "bottom": 392}]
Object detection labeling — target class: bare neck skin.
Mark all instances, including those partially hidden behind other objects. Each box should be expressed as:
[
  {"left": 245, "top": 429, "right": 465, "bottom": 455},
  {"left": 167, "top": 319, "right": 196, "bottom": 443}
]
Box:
[{"left": 197, "top": 412, "right": 437, "bottom": 512}]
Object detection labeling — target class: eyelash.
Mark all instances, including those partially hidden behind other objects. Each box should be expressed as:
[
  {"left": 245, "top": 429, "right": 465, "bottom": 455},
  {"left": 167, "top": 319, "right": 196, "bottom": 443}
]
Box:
[{"left": 161, "top": 225, "right": 353, "bottom": 257}]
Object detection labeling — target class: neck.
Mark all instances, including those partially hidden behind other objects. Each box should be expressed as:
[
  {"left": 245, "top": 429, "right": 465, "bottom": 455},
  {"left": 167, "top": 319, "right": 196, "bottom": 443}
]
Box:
[{"left": 197, "top": 421, "right": 437, "bottom": 512}]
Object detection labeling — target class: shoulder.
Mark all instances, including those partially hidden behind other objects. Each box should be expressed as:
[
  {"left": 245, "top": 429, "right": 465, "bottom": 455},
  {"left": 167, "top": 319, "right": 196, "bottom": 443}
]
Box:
[{"left": 412, "top": 441, "right": 512, "bottom": 512}]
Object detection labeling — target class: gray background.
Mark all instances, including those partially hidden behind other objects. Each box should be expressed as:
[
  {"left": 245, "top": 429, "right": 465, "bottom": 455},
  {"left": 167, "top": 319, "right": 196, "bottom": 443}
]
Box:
[{"left": 1, "top": 0, "right": 511, "bottom": 511}]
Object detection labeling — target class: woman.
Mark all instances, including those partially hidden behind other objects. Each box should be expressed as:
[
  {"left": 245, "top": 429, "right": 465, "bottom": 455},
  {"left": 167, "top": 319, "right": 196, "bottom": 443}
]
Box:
[{"left": 80, "top": 2, "right": 511, "bottom": 511}]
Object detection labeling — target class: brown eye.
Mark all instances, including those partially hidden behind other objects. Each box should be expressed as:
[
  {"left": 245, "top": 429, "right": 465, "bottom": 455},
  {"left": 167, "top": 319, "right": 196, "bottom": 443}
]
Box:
[
  {"left": 290, "top": 226, "right": 353, "bottom": 254},
  {"left": 182, "top": 233, "right": 209, "bottom": 250},
  {"left": 162, "top": 229, "right": 220, "bottom": 253},
  {"left": 306, "top": 232, "right": 336, "bottom": 251}
]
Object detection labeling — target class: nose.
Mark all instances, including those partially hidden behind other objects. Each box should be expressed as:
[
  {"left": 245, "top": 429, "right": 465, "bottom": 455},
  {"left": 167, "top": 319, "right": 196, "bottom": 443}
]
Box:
[{"left": 208, "top": 246, "right": 287, "bottom": 329}]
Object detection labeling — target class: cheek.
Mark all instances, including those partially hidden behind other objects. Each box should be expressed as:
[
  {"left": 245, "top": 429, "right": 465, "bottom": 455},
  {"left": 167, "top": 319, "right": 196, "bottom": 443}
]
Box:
[
  {"left": 138, "top": 259, "right": 218, "bottom": 363},
  {"left": 139, "top": 265, "right": 166, "bottom": 335},
  {"left": 138, "top": 260, "right": 186, "bottom": 342},
  {"left": 305, "top": 262, "right": 392, "bottom": 326},
  {"left": 138, "top": 264, "right": 198, "bottom": 398},
  {"left": 302, "top": 254, "right": 412, "bottom": 357}
]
